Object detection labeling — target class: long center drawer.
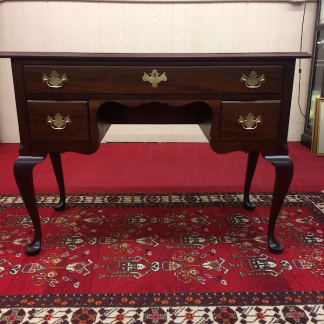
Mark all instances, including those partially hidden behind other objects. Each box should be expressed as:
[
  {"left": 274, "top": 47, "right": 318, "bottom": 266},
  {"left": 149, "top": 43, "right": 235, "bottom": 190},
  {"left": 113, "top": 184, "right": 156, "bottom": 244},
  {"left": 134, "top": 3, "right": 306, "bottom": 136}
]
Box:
[{"left": 23, "top": 65, "right": 284, "bottom": 95}]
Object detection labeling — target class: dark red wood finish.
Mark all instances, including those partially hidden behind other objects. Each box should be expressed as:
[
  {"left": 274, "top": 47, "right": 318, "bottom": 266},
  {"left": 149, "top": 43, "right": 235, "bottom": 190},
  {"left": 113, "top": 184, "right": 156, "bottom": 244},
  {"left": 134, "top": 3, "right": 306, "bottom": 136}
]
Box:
[
  {"left": 220, "top": 101, "right": 281, "bottom": 142},
  {"left": 0, "top": 52, "right": 311, "bottom": 255},
  {"left": 28, "top": 101, "right": 90, "bottom": 142},
  {"left": 23, "top": 65, "right": 284, "bottom": 94}
]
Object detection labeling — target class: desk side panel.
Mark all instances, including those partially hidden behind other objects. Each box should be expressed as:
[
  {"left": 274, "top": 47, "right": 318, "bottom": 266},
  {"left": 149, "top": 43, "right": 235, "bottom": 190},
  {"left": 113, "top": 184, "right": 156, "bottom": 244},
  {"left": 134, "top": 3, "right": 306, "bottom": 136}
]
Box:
[
  {"left": 276, "top": 60, "right": 296, "bottom": 155},
  {"left": 11, "top": 60, "right": 31, "bottom": 155}
]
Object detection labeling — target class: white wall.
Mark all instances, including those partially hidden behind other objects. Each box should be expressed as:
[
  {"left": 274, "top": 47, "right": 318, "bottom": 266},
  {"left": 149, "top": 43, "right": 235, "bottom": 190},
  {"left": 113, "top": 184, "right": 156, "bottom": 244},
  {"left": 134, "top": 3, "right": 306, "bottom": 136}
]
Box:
[{"left": 0, "top": 1, "right": 317, "bottom": 143}]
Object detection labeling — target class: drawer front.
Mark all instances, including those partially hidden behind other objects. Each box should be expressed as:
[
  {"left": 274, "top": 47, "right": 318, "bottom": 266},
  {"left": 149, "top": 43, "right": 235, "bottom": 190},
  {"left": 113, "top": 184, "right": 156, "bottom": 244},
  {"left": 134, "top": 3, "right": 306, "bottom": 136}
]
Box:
[
  {"left": 220, "top": 101, "right": 280, "bottom": 142},
  {"left": 28, "top": 101, "right": 89, "bottom": 142},
  {"left": 23, "top": 65, "right": 284, "bottom": 94}
]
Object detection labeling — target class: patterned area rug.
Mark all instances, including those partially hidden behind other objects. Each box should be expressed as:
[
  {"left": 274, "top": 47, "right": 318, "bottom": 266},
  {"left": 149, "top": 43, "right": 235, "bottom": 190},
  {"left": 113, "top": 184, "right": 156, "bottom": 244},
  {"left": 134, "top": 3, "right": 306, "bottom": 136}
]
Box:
[{"left": 0, "top": 191, "right": 324, "bottom": 323}]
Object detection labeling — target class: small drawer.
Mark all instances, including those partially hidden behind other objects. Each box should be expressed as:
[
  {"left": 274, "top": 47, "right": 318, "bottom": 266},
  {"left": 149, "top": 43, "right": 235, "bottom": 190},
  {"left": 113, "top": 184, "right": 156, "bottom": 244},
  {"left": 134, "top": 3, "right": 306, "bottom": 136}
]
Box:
[
  {"left": 27, "top": 101, "right": 89, "bottom": 142},
  {"left": 220, "top": 101, "right": 281, "bottom": 142},
  {"left": 23, "top": 65, "right": 284, "bottom": 95}
]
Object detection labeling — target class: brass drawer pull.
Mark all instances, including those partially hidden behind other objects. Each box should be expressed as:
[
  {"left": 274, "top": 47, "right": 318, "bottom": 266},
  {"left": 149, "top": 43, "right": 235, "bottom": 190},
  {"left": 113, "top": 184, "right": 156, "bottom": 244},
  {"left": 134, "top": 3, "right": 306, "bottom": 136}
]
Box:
[
  {"left": 42, "top": 71, "right": 68, "bottom": 89},
  {"left": 47, "top": 113, "right": 71, "bottom": 130},
  {"left": 238, "top": 113, "right": 262, "bottom": 130},
  {"left": 142, "top": 69, "right": 167, "bottom": 88},
  {"left": 240, "top": 71, "right": 265, "bottom": 89}
]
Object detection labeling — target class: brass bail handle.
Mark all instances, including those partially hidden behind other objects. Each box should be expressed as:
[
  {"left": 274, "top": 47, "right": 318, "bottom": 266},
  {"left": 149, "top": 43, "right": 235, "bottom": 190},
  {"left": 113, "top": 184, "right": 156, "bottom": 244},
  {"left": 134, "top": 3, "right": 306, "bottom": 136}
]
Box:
[
  {"left": 240, "top": 71, "right": 265, "bottom": 89},
  {"left": 47, "top": 113, "right": 71, "bottom": 130},
  {"left": 42, "top": 71, "right": 68, "bottom": 89},
  {"left": 142, "top": 69, "right": 167, "bottom": 88},
  {"left": 238, "top": 113, "right": 262, "bottom": 130}
]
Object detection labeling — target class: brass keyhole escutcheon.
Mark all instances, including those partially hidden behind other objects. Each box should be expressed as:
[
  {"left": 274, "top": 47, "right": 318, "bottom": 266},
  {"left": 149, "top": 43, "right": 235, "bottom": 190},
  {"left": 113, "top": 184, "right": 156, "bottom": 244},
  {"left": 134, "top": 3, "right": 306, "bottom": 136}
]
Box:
[{"left": 142, "top": 69, "right": 167, "bottom": 88}]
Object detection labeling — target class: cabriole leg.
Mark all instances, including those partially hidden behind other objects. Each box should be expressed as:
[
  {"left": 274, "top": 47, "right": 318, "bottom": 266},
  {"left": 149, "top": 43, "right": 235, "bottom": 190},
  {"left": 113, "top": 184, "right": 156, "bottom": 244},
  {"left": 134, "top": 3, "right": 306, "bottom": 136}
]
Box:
[
  {"left": 244, "top": 150, "right": 259, "bottom": 211},
  {"left": 49, "top": 152, "right": 66, "bottom": 211},
  {"left": 14, "top": 156, "right": 46, "bottom": 255},
  {"left": 263, "top": 155, "right": 293, "bottom": 254}
]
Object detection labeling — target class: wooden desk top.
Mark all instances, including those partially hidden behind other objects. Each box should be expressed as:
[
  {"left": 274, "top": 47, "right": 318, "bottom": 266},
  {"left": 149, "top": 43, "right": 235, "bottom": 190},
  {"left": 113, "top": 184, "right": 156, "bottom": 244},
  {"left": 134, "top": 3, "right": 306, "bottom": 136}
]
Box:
[{"left": 0, "top": 51, "right": 311, "bottom": 61}]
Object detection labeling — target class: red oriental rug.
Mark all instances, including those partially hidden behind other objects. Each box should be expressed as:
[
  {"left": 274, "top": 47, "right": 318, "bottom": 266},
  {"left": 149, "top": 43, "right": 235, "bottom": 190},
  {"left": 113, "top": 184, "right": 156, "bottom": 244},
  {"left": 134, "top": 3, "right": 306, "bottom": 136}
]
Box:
[{"left": 0, "top": 191, "right": 324, "bottom": 323}]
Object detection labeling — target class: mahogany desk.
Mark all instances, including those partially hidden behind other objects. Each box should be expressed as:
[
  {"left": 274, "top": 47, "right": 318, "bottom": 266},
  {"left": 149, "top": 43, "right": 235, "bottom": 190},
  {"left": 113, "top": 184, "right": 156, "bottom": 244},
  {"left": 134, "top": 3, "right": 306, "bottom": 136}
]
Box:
[{"left": 0, "top": 52, "right": 311, "bottom": 255}]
